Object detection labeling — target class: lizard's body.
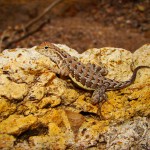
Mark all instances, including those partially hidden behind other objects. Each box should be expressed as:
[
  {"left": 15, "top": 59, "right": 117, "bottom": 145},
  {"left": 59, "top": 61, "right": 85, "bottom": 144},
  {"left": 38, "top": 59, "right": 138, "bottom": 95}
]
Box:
[{"left": 36, "top": 42, "right": 150, "bottom": 106}]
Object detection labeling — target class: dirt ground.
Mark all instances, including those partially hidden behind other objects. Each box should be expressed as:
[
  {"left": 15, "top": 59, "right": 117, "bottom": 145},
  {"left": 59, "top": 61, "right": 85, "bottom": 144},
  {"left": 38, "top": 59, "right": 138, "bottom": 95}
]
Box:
[{"left": 0, "top": 0, "right": 149, "bottom": 53}]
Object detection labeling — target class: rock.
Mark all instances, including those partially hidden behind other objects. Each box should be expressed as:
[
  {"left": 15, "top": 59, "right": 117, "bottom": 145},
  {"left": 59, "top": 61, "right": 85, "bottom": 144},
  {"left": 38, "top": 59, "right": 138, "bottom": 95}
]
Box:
[
  {"left": 61, "top": 88, "right": 80, "bottom": 105},
  {"left": 0, "top": 115, "right": 38, "bottom": 135},
  {"left": 0, "top": 134, "right": 16, "bottom": 149},
  {"left": 73, "top": 95, "right": 98, "bottom": 114},
  {"left": 65, "top": 110, "right": 85, "bottom": 135},
  {"left": 0, "top": 74, "right": 28, "bottom": 100},
  {"left": 30, "top": 109, "right": 76, "bottom": 149},
  {"left": 76, "top": 118, "right": 109, "bottom": 149},
  {"left": 104, "top": 117, "right": 150, "bottom": 150},
  {"left": 0, "top": 97, "right": 16, "bottom": 121},
  {"left": 17, "top": 101, "right": 39, "bottom": 116},
  {"left": 29, "top": 135, "right": 59, "bottom": 150},
  {"left": 27, "top": 84, "right": 45, "bottom": 100},
  {"left": 38, "top": 96, "right": 61, "bottom": 108},
  {"left": 29, "top": 121, "right": 67, "bottom": 150},
  {"left": 133, "top": 44, "right": 150, "bottom": 83},
  {"left": 38, "top": 109, "right": 64, "bottom": 126},
  {"left": 0, "top": 43, "right": 149, "bottom": 149},
  {"left": 14, "top": 141, "right": 31, "bottom": 150}
]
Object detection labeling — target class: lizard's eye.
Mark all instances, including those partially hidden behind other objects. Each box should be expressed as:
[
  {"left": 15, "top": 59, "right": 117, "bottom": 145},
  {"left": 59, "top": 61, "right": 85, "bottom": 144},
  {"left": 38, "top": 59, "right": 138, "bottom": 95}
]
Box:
[{"left": 45, "top": 46, "right": 49, "bottom": 49}]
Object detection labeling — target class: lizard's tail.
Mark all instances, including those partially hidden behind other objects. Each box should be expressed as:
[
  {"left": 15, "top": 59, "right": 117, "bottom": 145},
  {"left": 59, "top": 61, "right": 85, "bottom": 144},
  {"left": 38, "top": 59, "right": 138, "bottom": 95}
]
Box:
[{"left": 109, "top": 66, "right": 150, "bottom": 90}]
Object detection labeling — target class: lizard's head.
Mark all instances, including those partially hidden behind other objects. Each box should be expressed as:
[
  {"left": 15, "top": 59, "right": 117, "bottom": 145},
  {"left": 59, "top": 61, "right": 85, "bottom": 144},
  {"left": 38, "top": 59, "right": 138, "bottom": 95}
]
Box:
[
  {"left": 35, "top": 42, "right": 64, "bottom": 63},
  {"left": 35, "top": 42, "right": 57, "bottom": 57}
]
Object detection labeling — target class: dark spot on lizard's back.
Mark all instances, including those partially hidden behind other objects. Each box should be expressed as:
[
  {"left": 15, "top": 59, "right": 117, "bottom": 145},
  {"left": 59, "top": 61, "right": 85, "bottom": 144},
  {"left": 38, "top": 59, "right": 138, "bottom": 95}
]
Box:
[
  {"left": 62, "top": 51, "right": 70, "bottom": 59},
  {"left": 67, "top": 57, "right": 72, "bottom": 63},
  {"left": 95, "top": 65, "right": 102, "bottom": 72},
  {"left": 91, "top": 83, "right": 97, "bottom": 89},
  {"left": 80, "top": 77, "right": 86, "bottom": 85},
  {"left": 103, "top": 78, "right": 111, "bottom": 86},
  {"left": 72, "top": 62, "right": 78, "bottom": 71},
  {"left": 97, "top": 77, "right": 104, "bottom": 86},
  {"left": 104, "top": 82, "right": 110, "bottom": 87},
  {"left": 74, "top": 73, "right": 80, "bottom": 81},
  {"left": 76, "top": 64, "right": 82, "bottom": 73},
  {"left": 90, "top": 64, "right": 97, "bottom": 71},
  {"left": 108, "top": 80, "right": 118, "bottom": 88},
  {"left": 68, "top": 61, "right": 76, "bottom": 70},
  {"left": 91, "top": 63, "right": 96, "bottom": 68},
  {"left": 92, "top": 78, "right": 100, "bottom": 86},
  {"left": 80, "top": 67, "right": 89, "bottom": 77},
  {"left": 85, "top": 81, "right": 93, "bottom": 88},
  {"left": 92, "top": 75, "right": 99, "bottom": 83},
  {"left": 69, "top": 69, "right": 74, "bottom": 77},
  {"left": 81, "top": 65, "right": 86, "bottom": 72},
  {"left": 83, "top": 70, "right": 88, "bottom": 77},
  {"left": 72, "top": 56, "right": 78, "bottom": 61},
  {"left": 88, "top": 71, "right": 95, "bottom": 78}
]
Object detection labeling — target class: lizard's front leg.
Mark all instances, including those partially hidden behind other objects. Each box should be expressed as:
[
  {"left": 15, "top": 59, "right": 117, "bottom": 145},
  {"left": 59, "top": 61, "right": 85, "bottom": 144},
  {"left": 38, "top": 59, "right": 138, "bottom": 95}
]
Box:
[{"left": 58, "top": 60, "right": 70, "bottom": 76}]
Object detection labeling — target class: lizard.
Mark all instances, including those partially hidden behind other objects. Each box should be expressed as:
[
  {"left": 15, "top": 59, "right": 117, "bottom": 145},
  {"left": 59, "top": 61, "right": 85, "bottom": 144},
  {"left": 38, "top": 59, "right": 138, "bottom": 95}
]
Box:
[{"left": 35, "top": 42, "right": 150, "bottom": 116}]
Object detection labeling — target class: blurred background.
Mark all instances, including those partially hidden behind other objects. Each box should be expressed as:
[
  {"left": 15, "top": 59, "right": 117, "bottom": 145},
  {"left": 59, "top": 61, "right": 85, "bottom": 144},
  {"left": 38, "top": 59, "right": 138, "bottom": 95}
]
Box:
[{"left": 0, "top": 0, "right": 149, "bottom": 53}]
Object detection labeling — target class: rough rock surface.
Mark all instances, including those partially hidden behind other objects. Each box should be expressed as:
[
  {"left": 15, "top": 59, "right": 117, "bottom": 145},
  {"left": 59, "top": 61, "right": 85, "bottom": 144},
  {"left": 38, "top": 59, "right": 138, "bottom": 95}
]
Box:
[{"left": 0, "top": 44, "right": 149, "bottom": 149}]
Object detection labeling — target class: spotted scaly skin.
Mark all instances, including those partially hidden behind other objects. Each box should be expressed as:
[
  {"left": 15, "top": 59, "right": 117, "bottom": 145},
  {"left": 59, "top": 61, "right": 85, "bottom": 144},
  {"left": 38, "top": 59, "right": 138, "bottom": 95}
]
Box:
[{"left": 36, "top": 42, "right": 150, "bottom": 114}]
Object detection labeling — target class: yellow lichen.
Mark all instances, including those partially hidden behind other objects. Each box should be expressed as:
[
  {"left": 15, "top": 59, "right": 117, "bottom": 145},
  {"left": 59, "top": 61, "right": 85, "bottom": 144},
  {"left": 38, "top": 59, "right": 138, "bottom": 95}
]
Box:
[
  {"left": 0, "top": 75, "right": 28, "bottom": 100},
  {"left": 0, "top": 115, "right": 37, "bottom": 135},
  {"left": 0, "top": 134, "right": 16, "bottom": 149},
  {"left": 74, "top": 95, "right": 98, "bottom": 114},
  {"left": 0, "top": 97, "right": 16, "bottom": 120}
]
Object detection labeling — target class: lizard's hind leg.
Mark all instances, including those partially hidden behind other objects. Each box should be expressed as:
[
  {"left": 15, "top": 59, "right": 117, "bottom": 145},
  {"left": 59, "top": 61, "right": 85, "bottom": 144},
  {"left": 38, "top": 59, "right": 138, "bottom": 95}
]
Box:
[
  {"left": 91, "top": 86, "right": 107, "bottom": 119},
  {"left": 91, "top": 86, "right": 107, "bottom": 105}
]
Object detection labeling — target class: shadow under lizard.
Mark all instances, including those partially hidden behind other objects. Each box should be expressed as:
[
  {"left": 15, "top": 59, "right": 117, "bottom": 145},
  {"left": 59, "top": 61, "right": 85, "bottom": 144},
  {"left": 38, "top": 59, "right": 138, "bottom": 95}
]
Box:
[{"left": 36, "top": 42, "right": 150, "bottom": 117}]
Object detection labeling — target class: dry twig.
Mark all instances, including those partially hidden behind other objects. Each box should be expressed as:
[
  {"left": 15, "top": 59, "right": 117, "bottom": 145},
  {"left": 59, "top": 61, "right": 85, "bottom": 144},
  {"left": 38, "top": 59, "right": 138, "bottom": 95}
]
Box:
[
  {"left": 25, "top": 0, "right": 63, "bottom": 30},
  {"left": 0, "top": 0, "right": 64, "bottom": 51}
]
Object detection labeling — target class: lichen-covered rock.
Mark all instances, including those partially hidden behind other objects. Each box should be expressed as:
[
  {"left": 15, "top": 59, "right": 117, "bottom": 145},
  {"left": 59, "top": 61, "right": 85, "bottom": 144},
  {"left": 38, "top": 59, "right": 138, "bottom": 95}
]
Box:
[
  {"left": 101, "top": 84, "right": 150, "bottom": 121},
  {"left": 29, "top": 122, "right": 67, "bottom": 150},
  {"left": 0, "top": 43, "right": 149, "bottom": 149},
  {"left": 0, "top": 115, "right": 38, "bottom": 135},
  {"left": 73, "top": 95, "right": 98, "bottom": 114},
  {"left": 133, "top": 44, "right": 150, "bottom": 67},
  {"left": 0, "top": 97, "right": 16, "bottom": 121},
  {"left": 104, "top": 117, "right": 150, "bottom": 150},
  {"left": 0, "top": 74, "right": 28, "bottom": 100},
  {"left": 30, "top": 109, "right": 76, "bottom": 149},
  {"left": 76, "top": 118, "right": 109, "bottom": 148},
  {"left": 38, "top": 96, "right": 61, "bottom": 108},
  {"left": 27, "top": 84, "right": 45, "bottom": 100},
  {"left": 0, "top": 134, "right": 16, "bottom": 149}
]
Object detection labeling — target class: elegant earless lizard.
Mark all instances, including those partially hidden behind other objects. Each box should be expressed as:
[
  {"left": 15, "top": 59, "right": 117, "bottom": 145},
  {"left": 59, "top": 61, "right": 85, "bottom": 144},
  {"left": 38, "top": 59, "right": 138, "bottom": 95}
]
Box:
[{"left": 36, "top": 42, "right": 150, "bottom": 112}]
